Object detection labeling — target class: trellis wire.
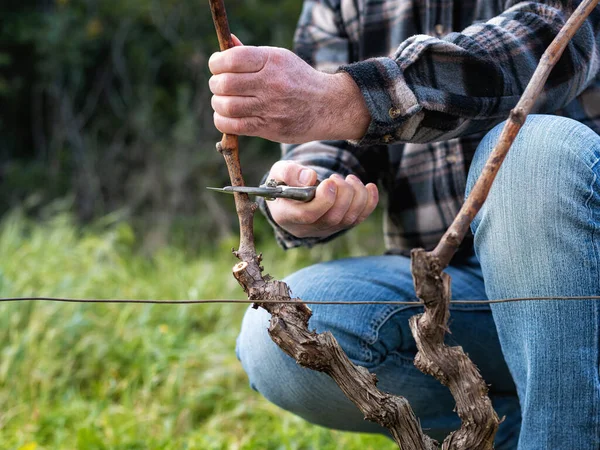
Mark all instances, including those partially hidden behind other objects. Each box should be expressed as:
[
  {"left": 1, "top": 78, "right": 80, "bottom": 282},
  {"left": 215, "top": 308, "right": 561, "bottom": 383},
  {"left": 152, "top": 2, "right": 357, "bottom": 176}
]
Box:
[{"left": 0, "top": 296, "right": 598, "bottom": 305}]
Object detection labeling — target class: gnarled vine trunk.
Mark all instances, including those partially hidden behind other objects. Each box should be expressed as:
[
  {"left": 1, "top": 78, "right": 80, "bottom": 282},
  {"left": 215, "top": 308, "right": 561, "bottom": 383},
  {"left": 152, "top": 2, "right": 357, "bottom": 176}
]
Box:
[{"left": 208, "top": 0, "right": 599, "bottom": 447}]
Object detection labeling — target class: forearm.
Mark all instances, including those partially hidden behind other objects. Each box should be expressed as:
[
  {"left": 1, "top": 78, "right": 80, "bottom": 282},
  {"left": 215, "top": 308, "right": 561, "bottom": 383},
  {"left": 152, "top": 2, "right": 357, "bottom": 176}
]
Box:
[{"left": 319, "top": 73, "right": 370, "bottom": 141}]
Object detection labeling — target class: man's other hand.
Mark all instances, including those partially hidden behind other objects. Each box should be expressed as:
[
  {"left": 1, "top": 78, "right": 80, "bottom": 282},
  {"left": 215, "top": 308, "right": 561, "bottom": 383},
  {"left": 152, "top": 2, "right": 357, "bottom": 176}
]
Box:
[
  {"left": 208, "top": 44, "right": 370, "bottom": 144},
  {"left": 266, "top": 161, "right": 378, "bottom": 238}
]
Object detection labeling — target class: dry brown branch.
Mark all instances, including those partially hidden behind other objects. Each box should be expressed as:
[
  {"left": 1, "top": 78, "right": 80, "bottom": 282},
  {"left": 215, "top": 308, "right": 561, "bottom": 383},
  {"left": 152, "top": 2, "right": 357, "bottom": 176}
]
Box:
[
  {"left": 409, "top": 1, "right": 599, "bottom": 449},
  {"left": 432, "top": 0, "right": 600, "bottom": 269},
  {"left": 209, "top": 0, "right": 598, "bottom": 448},
  {"left": 208, "top": 0, "right": 437, "bottom": 448},
  {"left": 411, "top": 250, "right": 499, "bottom": 449}
]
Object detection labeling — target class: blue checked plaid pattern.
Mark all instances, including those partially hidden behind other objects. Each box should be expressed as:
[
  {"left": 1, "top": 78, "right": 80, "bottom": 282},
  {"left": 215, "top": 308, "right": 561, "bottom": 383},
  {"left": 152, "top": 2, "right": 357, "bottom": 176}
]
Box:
[{"left": 259, "top": 0, "right": 600, "bottom": 259}]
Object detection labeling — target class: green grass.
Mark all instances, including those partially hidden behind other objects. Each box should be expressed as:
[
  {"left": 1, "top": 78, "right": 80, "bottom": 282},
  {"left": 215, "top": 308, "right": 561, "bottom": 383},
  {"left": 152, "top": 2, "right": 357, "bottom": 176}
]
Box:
[{"left": 0, "top": 211, "right": 395, "bottom": 449}]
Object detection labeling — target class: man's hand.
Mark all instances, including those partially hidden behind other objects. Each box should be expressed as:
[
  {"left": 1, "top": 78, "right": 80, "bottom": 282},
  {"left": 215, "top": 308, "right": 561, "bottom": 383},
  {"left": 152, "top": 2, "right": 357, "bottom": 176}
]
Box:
[
  {"left": 266, "top": 161, "right": 378, "bottom": 238},
  {"left": 208, "top": 45, "right": 370, "bottom": 143}
]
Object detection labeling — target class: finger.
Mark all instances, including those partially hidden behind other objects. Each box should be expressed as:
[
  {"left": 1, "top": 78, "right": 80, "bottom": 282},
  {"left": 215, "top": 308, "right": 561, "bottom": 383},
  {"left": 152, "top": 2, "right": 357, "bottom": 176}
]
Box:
[
  {"left": 208, "top": 46, "right": 267, "bottom": 75},
  {"left": 339, "top": 174, "right": 369, "bottom": 227},
  {"left": 314, "top": 181, "right": 378, "bottom": 237},
  {"left": 209, "top": 73, "right": 263, "bottom": 96},
  {"left": 231, "top": 34, "right": 243, "bottom": 46},
  {"left": 314, "top": 174, "right": 355, "bottom": 229},
  {"left": 269, "top": 179, "right": 337, "bottom": 226},
  {"left": 211, "top": 95, "right": 262, "bottom": 119},
  {"left": 213, "top": 112, "right": 263, "bottom": 136},
  {"left": 268, "top": 161, "right": 318, "bottom": 187},
  {"left": 354, "top": 183, "right": 379, "bottom": 224}
]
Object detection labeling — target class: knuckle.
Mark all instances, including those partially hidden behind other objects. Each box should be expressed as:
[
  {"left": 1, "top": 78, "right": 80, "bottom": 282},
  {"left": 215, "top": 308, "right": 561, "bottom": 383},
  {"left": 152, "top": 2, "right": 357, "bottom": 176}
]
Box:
[
  {"left": 367, "top": 186, "right": 379, "bottom": 207},
  {"left": 223, "top": 51, "right": 237, "bottom": 70},
  {"left": 346, "top": 174, "right": 360, "bottom": 183},
  {"left": 219, "top": 74, "right": 233, "bottom": 93},
  {"left": 342, "top": 213, "right": 358, "bottom": 227},
  {"left": 323, "top": 211, "right": 345, "bottom": 228},
  {"left": 286, "top": 209, "right": 310, "bottom": 226},
  {"left": 280, "top": 162, "right": 300, "bottom": 183},
  {"left": 208, "top": 52, "right": 219, "bottom": 72},
  {"left": 220, "top": 98, "right": 234, "bottom": 116},
  {"left": 229, "top": 119, "right": 245, "bottom": 135},
  {"left": 208, "top": 76, "right": 217, "bottom": 93},
  {"left": 273, "top": 77, "right": 291, "bottom": 93},
  {"left": 269, "top": 161, "right": 295, "bottom": 181},
  {"left": 266, "top": 48, "right": 283, "bottom": 66},
  {"left": 213, "top": 112, "right": 225, "bottom": 132},
  {"left": 255, "top": 48, "right": 270, "bottom": 71},
  {"left": 268, "top": 161, "right": 287, "bottom": 179}
]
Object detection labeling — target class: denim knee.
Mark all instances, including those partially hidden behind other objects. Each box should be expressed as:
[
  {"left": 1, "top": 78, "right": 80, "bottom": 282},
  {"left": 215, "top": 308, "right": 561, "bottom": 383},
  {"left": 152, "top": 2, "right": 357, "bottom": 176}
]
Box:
[
  {"left": 464, "top": 114, "right": 600, "bottom": 449},
  {"left": 236, "top": 304, "right": 386, "bottom": 433},
  {"left": 466, "top": 114, "right": 600, "bottom": 277},
  {"left": 234, "top": 259, "right": 399, "bottom": 427},
  {"left": 236, "top": 305, "right": 311, "bottom": 405}
]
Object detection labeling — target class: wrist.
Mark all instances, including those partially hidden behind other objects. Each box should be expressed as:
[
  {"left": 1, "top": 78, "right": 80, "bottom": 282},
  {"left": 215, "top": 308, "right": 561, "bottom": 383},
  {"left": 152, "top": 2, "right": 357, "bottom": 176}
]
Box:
[{"left": 321, "top": 72, "right": 371, "bottom": 141}]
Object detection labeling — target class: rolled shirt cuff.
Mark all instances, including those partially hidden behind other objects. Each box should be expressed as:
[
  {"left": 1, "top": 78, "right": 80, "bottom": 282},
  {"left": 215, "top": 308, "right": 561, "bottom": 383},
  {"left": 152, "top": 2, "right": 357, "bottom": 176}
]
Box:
[{"left": 338, "top": 57, "right": 423, "bottom": 146}]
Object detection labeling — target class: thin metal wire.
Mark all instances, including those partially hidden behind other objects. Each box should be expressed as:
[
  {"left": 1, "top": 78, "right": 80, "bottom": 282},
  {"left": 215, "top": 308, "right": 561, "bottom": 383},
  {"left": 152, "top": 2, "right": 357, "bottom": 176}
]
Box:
[{"left": 0, "top": 296, "right": 598, "bottom": 305}]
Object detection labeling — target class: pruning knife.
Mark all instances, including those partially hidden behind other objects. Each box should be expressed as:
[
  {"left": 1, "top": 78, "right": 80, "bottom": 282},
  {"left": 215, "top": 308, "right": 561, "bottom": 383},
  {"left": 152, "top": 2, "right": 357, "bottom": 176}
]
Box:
[{"left": 207, "top": 179, "right": 317, "bottom": 202}]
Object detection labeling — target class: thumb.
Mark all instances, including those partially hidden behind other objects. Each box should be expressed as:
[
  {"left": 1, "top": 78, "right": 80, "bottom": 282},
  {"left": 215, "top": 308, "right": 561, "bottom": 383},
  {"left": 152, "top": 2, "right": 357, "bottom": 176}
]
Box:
[
  {"left": 231, "top": 33, "right": 243, "bottom": 47},
  {"left": 268, "top": 161, "right": 318, "bottom": 187}
]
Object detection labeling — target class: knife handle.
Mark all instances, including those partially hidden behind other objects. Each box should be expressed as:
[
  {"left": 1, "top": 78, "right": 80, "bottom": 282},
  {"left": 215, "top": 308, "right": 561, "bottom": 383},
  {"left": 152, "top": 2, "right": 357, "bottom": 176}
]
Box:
[{"left": 276, "top": 186, "right": 317, "bottom": 202}]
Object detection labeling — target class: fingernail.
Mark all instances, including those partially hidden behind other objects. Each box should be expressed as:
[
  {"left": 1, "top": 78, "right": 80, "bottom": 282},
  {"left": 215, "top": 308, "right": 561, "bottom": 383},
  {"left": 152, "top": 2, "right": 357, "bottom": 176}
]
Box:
[
  {"left": 299, "top": 169, "right": 312, "bottom": 185},
  {"left": 328, "top": 182, "right": 337, "bottom": 195}
]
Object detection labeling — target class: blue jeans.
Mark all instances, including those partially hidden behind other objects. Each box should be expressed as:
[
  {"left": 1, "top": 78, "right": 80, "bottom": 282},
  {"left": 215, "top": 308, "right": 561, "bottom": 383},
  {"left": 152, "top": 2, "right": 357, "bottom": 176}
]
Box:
[{"left": 236, "top": 115, "right": 600, "bottom": 449}]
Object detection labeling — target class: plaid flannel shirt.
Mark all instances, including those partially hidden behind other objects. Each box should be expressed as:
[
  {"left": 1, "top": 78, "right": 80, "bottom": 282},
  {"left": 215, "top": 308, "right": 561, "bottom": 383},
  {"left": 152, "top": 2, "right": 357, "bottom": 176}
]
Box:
[{"left": 260, "top": 0, "right": 600, "bottom": 259}]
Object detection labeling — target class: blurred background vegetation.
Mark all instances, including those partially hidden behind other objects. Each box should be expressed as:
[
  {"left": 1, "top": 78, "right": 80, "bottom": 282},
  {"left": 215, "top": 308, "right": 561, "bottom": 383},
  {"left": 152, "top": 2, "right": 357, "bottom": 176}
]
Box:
[
  {"left": 0, "top": 0, "right": 309, "bottom": 253},
  {"left": 0, "top": 0, "right": 388, "bottom": 448},
  {"left": 0, "top": 213, "right": 387, "bottom": 449}
]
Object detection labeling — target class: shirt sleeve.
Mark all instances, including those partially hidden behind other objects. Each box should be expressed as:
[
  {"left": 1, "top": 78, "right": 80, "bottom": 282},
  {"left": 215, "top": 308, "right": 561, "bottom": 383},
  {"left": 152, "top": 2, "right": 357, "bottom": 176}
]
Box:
[
  {"left": 258, "top": 0, "right": 388, "bottom": 250},
  {"left": 339, "top": 0, "right": 600, "bottom": 146}
]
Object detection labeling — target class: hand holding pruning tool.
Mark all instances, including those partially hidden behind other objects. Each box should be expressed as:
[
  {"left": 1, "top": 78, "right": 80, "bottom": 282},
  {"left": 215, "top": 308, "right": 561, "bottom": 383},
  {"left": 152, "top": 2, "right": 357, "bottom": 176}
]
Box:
[{"left": 209, "top": 161, "right": 378, "bottom": 239}]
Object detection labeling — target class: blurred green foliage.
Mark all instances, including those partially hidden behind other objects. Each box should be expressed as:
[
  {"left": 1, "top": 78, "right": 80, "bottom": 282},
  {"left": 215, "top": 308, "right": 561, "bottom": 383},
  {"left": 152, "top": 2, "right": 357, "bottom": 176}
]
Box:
[
  {"left": 0, "top": 211, "right": 388, "bottom": 449},
  {"left": 0, "top": 3, "right": 394, "bottom": 447},
  {"left": 0, "top": 0, "right": 303, "bottom": 252}
]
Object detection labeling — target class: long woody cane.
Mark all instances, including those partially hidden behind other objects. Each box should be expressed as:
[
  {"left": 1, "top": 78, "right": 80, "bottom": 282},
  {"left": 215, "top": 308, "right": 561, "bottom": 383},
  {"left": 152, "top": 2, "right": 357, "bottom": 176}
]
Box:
[
  {"left": 408, "top": 1, "right": 599, "bottom": 449},
  {"left": 207, "top": 0, "right": 600, "bottom": 449},
  {"left": 207, "top": 1, "right": 438, "bottom": 449},
  {"left": 207, "top": 0, "right": 257, "bottom": 262}
]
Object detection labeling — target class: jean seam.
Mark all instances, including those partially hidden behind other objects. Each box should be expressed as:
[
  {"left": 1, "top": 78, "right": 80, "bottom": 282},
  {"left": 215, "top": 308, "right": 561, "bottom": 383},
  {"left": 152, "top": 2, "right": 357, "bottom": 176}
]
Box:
[
  {"left": 367, "top": 350, "right": 420, "bottom": 373},
  {"left": 362, "top": 304, "right": 421, "bottom": 363},
  {"left": 584, "top": 156, "right": 600, "bottom": 441},
  {"left": 366, "top": 305, "right": 409, "bottom": 344},
  {"left": 362, "top": 303, "right": 491, "bottom": 363}
]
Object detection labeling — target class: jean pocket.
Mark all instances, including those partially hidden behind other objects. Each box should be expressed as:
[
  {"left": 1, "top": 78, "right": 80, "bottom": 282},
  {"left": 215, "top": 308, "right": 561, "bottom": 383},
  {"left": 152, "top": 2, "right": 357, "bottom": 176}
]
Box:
[{"left": 359, "top": 304, "right": 423, "bottom": 368}]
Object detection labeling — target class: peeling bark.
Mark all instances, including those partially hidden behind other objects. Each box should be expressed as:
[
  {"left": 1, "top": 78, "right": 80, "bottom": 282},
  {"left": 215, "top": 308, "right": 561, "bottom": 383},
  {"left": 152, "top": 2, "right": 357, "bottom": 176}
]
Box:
[
  {"left": 410, "top": 250, "right": 499, "bottom": 449},
  {"left": 209, "top": 1, "right": 437, "bottom": 448},
  {"left": 209, "top": 0, "right": 599, "bottom": 448},
  {"left": 409, "top": 2, "right": 599, "bottom": 449}
]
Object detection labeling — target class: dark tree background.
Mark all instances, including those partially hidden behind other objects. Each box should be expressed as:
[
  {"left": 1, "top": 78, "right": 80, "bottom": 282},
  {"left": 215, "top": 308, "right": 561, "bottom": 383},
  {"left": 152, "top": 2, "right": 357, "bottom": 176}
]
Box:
[{"left": 0, "top": 0, "right": 302, "bottom": 252}]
